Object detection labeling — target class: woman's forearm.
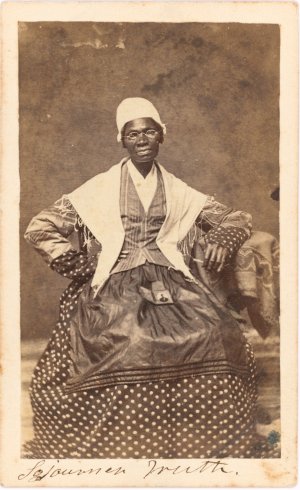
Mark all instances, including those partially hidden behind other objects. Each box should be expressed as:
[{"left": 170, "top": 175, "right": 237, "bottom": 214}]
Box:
[{"left": 197, "top": 196, "right": 252, "bottom": 260}]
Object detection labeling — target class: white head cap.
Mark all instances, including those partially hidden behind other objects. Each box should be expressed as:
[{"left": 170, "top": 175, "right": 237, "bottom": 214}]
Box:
[{"left": 116, "top": 97, "right": 166, "bottom": 142}]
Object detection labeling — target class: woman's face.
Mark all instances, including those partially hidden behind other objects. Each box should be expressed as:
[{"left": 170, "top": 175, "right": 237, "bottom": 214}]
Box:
[{"left": 122, "top": 117, "right": 162, "bottom": 165}]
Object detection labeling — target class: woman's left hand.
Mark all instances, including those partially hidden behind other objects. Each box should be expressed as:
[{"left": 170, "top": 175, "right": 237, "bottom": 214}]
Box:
[{"left": 203, "top": 243, "right": 229, "bottom": 272}]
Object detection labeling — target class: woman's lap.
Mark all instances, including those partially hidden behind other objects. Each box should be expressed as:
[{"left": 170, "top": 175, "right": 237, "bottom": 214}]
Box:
[{"left": 24, "top": 266, "right": 278, "bottom": 459}]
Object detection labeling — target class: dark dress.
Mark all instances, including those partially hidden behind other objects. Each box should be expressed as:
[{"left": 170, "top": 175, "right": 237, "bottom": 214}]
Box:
[{"left": 24, "top": 162, "right": 275, "bottom": 458}]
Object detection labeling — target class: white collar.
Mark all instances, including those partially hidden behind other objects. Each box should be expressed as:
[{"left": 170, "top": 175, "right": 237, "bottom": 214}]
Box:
[
  {"left": 127, "top": 159, "right": 158, "bottom": 212},
  {"left": 127, "top": 159, "right": 157, "bottom": 184}
]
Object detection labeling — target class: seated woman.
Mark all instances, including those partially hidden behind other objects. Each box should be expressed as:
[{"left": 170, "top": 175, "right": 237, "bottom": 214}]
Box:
[{"left": 24, "top": 97, "right": 274, "bottom": 459}]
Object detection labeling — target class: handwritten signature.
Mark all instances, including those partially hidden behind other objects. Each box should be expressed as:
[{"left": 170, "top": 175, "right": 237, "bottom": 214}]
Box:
[
  {"left": 18, "top": 459, "right": 237, "bottom": 482},
  {"left": 144, "top": 459, "right": 237, "bottom": 479},
  {"left": 18, "top": 460, "right": 126, "bottom": 482}
]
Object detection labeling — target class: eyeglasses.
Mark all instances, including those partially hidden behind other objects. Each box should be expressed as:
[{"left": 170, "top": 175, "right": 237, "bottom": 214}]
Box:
[{"left": 124, "top": 129, "right": 160, "bottom": 141}]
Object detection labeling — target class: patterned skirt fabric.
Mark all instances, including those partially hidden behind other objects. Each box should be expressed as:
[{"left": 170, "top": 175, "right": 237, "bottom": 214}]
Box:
[{"left": 24, "top": 260, "right": 278, "bottom": 459}]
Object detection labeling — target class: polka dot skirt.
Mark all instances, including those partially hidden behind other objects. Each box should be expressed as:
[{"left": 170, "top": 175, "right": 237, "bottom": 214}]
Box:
[
  {"left": 23, "top": 252, "right": 279, "bottom": 459},
  {"left": 29, "top": 374, "right": 259, "bottom": 459}
]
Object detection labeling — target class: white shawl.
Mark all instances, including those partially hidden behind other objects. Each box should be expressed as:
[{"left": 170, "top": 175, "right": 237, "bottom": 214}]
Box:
[{"left": 67, "top": 159, "right": 208, "bottom": 290}]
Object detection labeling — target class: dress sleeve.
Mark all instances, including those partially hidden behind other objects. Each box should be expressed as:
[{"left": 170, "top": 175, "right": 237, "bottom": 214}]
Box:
[
  {"left": 24, "top": 196, "right": 99, "bottom": 280},
  {"left": 196, "top": 196, "right": 252, "bottom": 260},
  {"left": 24, "top": 195, "right": 77, "bottom": 264},
  {"left": 49, "top": 250, "right": 98, "bottom": 281}
]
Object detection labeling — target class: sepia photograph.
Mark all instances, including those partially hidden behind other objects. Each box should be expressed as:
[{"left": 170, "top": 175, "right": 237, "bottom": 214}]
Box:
[
  {"left": 1, "top": 2, "right": 298, "bottom": 487},
  {"left": 20, "top": 19, "right": 281, "bottom": 459}
]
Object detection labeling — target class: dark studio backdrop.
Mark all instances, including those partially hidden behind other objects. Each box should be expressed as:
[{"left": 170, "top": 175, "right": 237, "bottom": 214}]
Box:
[{"left": 19, "top": 22, "right": 279, "bottom": 340}]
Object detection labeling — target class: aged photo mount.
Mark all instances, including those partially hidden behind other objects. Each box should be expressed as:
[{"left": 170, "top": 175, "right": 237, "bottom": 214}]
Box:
[{"left": 1, "top": 1, "right": 298, "bottom": 487}]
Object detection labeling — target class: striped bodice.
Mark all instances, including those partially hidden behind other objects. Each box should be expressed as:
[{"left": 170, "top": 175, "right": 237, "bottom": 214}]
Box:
[{"left": 111, "top": 163, "right": 172, "bottom": 273}]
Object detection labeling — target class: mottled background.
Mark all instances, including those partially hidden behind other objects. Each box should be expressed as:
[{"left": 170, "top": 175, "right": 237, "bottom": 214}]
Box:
[{"left": 19, "top": 22, "right": 279, "bottom": 340}]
